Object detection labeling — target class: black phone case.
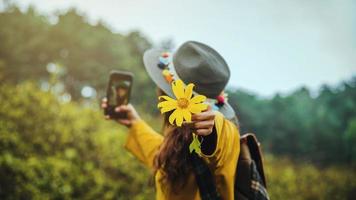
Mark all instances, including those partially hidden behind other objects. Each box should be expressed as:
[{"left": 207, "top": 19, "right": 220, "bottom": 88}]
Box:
[
  {"left": 104, "top": 105, "right": 128, "bottom": 119},
  {"left": 104, "top": 70, "right": 133, "bottom": 119}
]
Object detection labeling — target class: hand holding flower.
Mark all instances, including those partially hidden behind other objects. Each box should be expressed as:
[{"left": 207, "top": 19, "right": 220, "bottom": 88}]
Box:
[{"left": 157, "top": 79, "right": 216, "bottom": 154}]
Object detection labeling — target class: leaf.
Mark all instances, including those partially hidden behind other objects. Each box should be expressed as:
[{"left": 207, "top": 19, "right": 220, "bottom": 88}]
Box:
[{"left": 189, "top": 133, "right": 201, "bottom": 155}]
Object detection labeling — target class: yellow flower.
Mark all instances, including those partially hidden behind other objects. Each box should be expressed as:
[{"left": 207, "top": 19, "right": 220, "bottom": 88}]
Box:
[{"left": 157, "top": 79, "right": 208, "bottom": 127}]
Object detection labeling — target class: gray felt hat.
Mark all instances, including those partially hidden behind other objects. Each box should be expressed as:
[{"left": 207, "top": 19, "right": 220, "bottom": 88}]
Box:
[{"left": 143, "top": 41, "right": 236, "bottom": 120}]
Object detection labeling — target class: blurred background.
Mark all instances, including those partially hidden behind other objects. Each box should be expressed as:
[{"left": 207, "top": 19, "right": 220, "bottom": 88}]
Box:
[{"left": 0, "top": 0, "right": 355, "bottom": 199}]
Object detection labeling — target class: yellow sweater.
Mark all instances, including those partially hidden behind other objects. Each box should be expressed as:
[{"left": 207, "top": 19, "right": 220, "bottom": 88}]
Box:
[{"left": 124, "top": 112, "right": 240, "bottom": 200}]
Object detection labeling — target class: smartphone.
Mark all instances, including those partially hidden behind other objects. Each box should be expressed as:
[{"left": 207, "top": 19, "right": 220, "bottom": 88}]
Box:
[{"left": 104, "top": 70, "right": 133, "bottom": 119}]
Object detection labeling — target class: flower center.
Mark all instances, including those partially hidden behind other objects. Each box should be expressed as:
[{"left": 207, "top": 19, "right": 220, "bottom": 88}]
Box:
[{"left": 177, "top": 98, "right": 189, "bottom": 109}]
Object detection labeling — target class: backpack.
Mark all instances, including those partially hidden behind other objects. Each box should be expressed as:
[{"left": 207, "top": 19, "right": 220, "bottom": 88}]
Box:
[{"left": 189, "top": 133, "right": 269, "bottom": 200}]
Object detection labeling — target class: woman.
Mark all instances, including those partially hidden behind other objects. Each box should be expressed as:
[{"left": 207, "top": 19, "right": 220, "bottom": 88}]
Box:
[{"left": 102, "top": 41, "right": 240, "bottom": 200}]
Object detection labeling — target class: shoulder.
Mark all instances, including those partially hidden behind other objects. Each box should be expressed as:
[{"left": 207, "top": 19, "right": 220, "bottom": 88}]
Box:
[{"left": 214, "top": 111, "right": 239, "bottom": 136}]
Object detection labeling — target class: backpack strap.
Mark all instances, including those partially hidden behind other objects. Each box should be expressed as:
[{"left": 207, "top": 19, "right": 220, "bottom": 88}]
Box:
[
  {"left": 189, "top": 152, "right": 221, "bottom": 200},
  {"left": 243, "top": 133, "right": 267, "bottom": 187},
  {"left": 235, "top": 133, "right": 269, "bottom": 200}
]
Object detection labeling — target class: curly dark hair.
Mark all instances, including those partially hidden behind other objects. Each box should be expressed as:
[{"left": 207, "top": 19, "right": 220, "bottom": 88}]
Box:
[{"left": 153, "top": 110, "right": 193, "bottom": 194}]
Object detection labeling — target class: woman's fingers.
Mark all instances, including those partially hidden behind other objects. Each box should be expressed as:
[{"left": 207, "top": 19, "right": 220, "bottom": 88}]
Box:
[
  {"left": 114, "top": 104, "right": 140, "bottom": 125},
  {"left": 191, "top": 105, "right": 215, "bottom": 136},
  {"left": 192, "top": 108, "right": 214, "bottom": 121},
  {"left": 101, "top": 97, "right": 108, "bottom": 108},
  {"left": 102, "top": 99, "right": 140, "bottom": 127},
  {"left": 192, "top": 113, "right": 214, "bottom": 121},
  {"left": 195, "top": 128, "right": 213, "bottom": 136},
  {"left": 193, "top": 120, "right": 214, "bottom": 136},
  {"left": 115, "top": 104, "right": 130, "bottom": 112},
  {"left": 184, "top": 121, "right": 214, "bottom": 136},
  {"left": 194, "top": 120, "right": 214, "bottom": 129},
  {"left": 118, "top": 119, "right": 131, "bottom": 126}
]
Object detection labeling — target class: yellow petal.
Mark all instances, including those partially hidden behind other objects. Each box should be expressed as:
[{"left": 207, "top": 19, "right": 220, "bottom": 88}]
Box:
[
  {"left": 181, "top": 109, "right": 192, "bottom": 122},
  {"left": 175, "top": 110, "right": 184, "bottom": 127},
  {"left": 159, "top": 95, "right": 176, "bottom": 102},
  {"left": 190, "top": 95, "right": 206, "bottom": 103},
  {"left": 172, "top": 79, "right": 185, "bottom": 99},
  {"left": 185, "top": 83, "right": 194, "bottom": 99},
  {"left": 158, "top": 101, "right": 177, "bottom": 113},
  {"left": 169, "top": 109, "right": 178, "bottom": 125},
  {"left": 188, "top": 103, "right": 208, "bottom": 114},
  {"left": 157, "top": 99, "right": 176, "bottom": 108}
]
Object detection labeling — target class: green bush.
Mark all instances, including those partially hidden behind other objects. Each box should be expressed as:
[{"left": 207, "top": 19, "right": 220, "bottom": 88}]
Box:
[
  {"left": 0, "top": 83, "right": 155, "bottom": 199},
  {"left": 1, "top": 83, "right": 355, "bottom": 199},
  {"left": 265, "top": 155, "right": 356, "bottom": 200}
]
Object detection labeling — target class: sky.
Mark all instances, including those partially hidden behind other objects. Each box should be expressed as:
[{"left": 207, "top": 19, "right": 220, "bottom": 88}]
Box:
[{"left": 14, "top": 0, "right": 356, "bottom": 97}]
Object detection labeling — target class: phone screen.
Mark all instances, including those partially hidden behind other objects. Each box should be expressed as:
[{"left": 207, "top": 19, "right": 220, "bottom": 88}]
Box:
[
  {"left": 105, "top": 71, "right": 133, "bottom": 119},
  {"left": 108, "top": 80, "right": 130, "bottom": 106}
]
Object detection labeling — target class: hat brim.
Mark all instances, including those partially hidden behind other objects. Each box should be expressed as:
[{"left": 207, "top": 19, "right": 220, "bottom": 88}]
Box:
[
  {"left": 143, "top": 49, "right": 175, "bottom": 97},
  {"left": 143, "top": 48, "right": 236, "bottom": 120}
]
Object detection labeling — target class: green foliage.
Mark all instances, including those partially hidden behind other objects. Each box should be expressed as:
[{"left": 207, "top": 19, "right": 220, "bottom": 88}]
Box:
[
  {"left": 0, "top": 83, "right": 155, "bottom": 199},
  {"left": 229, "top": 78, "right": 356, "bottom": 165},
  {"left": 345, "top": 118, "right": 356, "bottom": 163},
  {"left": 265, "top": 156, "right": 356, "bottom": 200},
  {"left": 0, "top": 4, "right": 156, "bottom": 109}
]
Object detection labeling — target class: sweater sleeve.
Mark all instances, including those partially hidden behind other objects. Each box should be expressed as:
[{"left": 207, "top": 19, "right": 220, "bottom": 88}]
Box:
[{"left": 124, "top": 120, "right": 164, "bottom": 169}]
